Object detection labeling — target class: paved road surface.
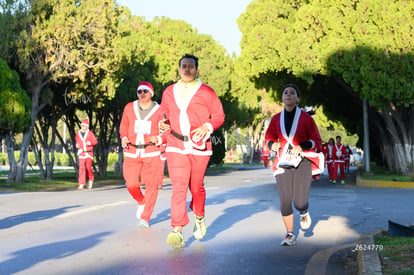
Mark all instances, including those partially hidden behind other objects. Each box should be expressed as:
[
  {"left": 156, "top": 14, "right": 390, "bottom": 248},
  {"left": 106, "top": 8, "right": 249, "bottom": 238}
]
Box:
[{"left": 1, "top": 166, "right": 413, "bottom": 274}]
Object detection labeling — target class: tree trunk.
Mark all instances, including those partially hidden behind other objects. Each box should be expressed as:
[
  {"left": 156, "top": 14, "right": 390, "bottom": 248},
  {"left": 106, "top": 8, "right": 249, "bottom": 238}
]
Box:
[
  {"left": 373, "top": 104, "right": 414, "bottom": 176},
  {"left": 12, "top": 78, "right": 46, "bottom": 182},
  {"left": 5, "top": 133, "right": 17, "bottom": 183}
]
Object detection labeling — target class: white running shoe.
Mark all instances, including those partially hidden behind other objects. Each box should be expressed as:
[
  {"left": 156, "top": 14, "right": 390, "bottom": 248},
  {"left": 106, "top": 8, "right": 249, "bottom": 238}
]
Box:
[
  {"left": 280, "top": 233, "right": 296, "bottom": 246},
  {"left": 77, "top": 185, "right": 84, "bottom": 190},
  {"left": 136, "top": 204, "right": 145, "bottom": 221},
  {"left": 193, "top": 216, "right": 207, "bottom": 240},
  {"left": 138, "top": 220, "right": 150, "bottom": 228},
  {"left": 300, "top": 212, "right": 312, "bottom": 230},
  {"left": 86, "top": 181, "right": 93, "bottom": 189}
]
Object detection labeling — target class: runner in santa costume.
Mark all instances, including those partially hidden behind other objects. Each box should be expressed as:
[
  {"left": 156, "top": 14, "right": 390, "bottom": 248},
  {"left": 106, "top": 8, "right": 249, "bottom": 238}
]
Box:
[
  {"left": 323, "top": 138, "right": 335, "bottom": 182},
  {"left": 265, "top": 84, "right": 324, "bottom": 246},
  {"left": 159, "top": 54, "right": 225, "bottom": 248},
  {"left": 120, "top": 81, "right": 164, "bottom": 228},
  {"left": 75, "top": 118, "right": 97, "bottom": 189},
  {"left": 260, "top": 145, "right": 270, "bottom": 167},
  {"left": 344, "top": 144, "right": 352, "bottom": 173},
  {"left": 332, "top": 135, "right": 347, "bottom": 184}
]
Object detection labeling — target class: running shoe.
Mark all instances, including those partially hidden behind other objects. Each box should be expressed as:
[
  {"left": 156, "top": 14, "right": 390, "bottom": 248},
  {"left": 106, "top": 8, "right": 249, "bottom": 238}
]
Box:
[
  {"left": 332, "top": 180, "right": 337, "bottom": 184},
  {"left": 139, "top": 220, "right": 150, "bottom": 228},
  {"left": 77, "top": 185, "right": 84, "bottom": 190},
  {"left": 341, "top": 180, "right": 345, "bottom": 184},
  {"left": 193, "top": 216, "right": 207, "bottom": 240},
  {"left": 167, "top": 229, "right": 185, "bottom": 248},
  {"left": 300, "top": 212, "right": 312, "bottom": 230},
  {"left": 86, "top": 181, "right": 93, "bottom": 189},
  {"left": 280, "top": 233, "right": 296, "bottom": 246},
  {"left": 136, "top": 204, "right": 145, "bottom": 221}
]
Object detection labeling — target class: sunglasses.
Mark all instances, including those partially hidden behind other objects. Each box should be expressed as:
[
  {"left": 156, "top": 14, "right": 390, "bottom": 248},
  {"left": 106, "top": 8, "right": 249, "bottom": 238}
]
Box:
[{"left": 137, "top": 89, "right": 150, "bottom": 94}]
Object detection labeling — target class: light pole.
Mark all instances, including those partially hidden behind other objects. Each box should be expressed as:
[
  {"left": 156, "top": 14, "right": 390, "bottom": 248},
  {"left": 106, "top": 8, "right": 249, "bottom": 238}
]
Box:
[{"left": 363, "top": 99, "right": 371, "bottom": 173}]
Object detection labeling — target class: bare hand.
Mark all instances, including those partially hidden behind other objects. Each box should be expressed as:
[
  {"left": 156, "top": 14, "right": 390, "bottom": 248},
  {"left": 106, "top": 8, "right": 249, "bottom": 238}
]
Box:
[
  {"left": 159, "top": 120, "right": 170, "bottom": 131},
  {"left": 75, "top": 144, "right": 80, "bottom": 149},
  {"left": 191, "top": 125, "right": 209, "bottom": 142},
  {"left": 122, "top": 137, "right": 129, "bottom": 148},
  {"left": 271, "top": 142, "right": 280, "bottom": 152}
]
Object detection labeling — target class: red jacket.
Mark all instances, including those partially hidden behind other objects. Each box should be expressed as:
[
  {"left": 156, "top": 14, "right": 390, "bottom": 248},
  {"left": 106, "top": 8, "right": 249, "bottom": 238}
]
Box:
[
  {"left": 332, "top": 143, "right": 347, "bottom": 163},
  {"left": 75, "top": 130, "right": 97, "bottom": 159},
  {"left": 119, "top": 100, "right": 164, "bottom": 159},
  {"left": 159, "top": 80, "right": 225, "bottom": 156},
  {"left": 265, "top": 108, "right": 324, "bottom": 176}
]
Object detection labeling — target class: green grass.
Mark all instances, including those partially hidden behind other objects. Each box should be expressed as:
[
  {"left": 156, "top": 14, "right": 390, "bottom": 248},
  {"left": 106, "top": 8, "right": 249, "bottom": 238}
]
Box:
[
  {"left": 0, "top": 170, "right": 124, "bottom": 192},
  {"left": 375, "top": 234, "right": 414, "bottom": 275},
  {"left": 0, "top": 163, "right": 246, "bottom": 192},
  {"left": 360, "top": 163, "right": 414, "bottom": 182}
]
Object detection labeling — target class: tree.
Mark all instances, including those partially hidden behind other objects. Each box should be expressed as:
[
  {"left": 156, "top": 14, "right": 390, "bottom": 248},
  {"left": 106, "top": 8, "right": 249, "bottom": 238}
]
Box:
[
  {"left": 0, "top": 58, "right": 31, "bottom": 181},
  {"left": 238, "top": 0, "right": 414, "bottom": 175}
]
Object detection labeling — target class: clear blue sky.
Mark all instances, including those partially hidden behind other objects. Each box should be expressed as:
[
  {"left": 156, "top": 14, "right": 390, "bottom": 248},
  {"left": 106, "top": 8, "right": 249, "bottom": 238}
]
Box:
[{"left": 116, "top": 0, "right": 253, "bottom": 55}]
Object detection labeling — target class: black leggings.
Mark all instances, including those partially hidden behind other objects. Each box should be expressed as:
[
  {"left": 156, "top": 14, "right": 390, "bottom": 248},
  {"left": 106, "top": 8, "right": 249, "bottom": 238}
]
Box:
[{"left": 275, "top": 158, "right": 312, "bottom": 216}]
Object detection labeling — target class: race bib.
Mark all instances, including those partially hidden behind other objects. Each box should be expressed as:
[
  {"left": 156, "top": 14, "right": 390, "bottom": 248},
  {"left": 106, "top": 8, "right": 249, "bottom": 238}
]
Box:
[
  {"left": 279, "top": 151, "right": 303, "bottom": 168},
  {"left": 336, "top": 151, "right": 342, "bottom": 157},
  {"left": 135, "top": 120, "right": 151, "bottom": 134}
]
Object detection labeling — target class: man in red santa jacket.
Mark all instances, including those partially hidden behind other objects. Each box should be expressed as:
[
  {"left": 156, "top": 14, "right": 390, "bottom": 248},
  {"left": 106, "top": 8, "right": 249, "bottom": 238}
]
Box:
[
  {"left": 332, "top": 135, "right": 347, "bottom": 184},
  {"left": 75, "top": 118, "right": 97, "bottom": 189},
  {"left": 120, "top": 81, "right": 164, "bottom": 228},
  {"left": 159, "top": 54, "right": 225, "bottom": 248}
]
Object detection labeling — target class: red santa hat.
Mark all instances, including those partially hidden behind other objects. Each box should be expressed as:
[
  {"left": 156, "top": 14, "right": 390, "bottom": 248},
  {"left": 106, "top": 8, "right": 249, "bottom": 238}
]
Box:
[
  {"left": 81, "top": 118, "right": 89, "bottom": 127},
  {"left": 137, "top": 81, "right": 154, "bottom": 97}
]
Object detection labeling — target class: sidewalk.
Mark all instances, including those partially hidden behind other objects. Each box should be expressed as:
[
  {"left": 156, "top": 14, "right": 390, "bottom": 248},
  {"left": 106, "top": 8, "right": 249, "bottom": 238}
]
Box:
[{"left": 306, "top": 167, "right": 414, "bottom": 275}]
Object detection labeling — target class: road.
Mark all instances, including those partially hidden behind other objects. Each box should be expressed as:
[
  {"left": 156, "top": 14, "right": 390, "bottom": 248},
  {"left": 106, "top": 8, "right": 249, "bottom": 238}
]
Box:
[{"left": 1, "top": 166, "right": 413, "bottom": 275}]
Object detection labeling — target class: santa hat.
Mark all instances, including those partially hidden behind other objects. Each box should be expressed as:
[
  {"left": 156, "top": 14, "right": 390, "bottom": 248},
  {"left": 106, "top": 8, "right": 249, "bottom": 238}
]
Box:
[
  {"left": 81, "top": 118, "right": 89, "bottom": 127},
  {"left": 137, "top": 81, "right": 154, "bottom": 97}
]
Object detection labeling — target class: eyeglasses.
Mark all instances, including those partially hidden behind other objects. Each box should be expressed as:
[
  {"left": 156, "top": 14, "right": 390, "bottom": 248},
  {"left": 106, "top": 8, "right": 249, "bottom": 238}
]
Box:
[{"left": 137, "top": 89, "right": 150, "bottom": 94}]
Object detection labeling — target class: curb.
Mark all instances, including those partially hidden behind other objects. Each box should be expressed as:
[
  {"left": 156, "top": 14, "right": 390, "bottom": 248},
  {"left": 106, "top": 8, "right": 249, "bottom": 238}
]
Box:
[
  {"left": 357, "top": 230, "right": 384, "bottom": 275},
  {"left": 356, "top": 171, "right": 414, "bottom": 188}
]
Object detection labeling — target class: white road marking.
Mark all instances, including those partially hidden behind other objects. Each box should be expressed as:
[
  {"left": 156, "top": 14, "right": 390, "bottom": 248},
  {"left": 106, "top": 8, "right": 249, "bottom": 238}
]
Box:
[{"left": 57, "top": 201, "right": 131, "bottom": 218}]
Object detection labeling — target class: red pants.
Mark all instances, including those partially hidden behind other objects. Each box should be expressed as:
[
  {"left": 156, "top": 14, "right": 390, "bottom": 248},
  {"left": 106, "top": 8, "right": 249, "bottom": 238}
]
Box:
[
  {"left": 78, "top": 157, "right": 94, "bottom": 186},
  {"left": 263, "top": 156, "right": 269, "bottom": 167},
  {"left": 123, "top": 156, "right": 161, "bottom": 222},
  {"left": 326, "top": 162, "right": 334, "bottom": 181},
  {"left": 167, "top": 152, "right": 210, "bottom": 227},
  {"left": 158, "top": 158, "right": 166, "bottom": 188},
  {"left": 333, "top": 161, "right": 345, "bottom": 181}
]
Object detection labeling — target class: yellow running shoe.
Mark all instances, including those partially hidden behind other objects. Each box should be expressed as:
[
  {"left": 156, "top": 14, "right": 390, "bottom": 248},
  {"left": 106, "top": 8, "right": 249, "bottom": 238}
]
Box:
[{"left": 166, "top": 229, "right": 185, "bottom": 248}]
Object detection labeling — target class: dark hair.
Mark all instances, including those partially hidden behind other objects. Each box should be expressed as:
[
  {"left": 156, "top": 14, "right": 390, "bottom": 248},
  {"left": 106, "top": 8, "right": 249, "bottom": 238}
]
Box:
[
  {"left": 282, "top": 84, "right": 300, "bottom": 97},
  {"left": 179, "top": 54, "right": 199, "bottom": 69},
  {"left": 336, "top": 136, "right": 341, "bottom": 139}
]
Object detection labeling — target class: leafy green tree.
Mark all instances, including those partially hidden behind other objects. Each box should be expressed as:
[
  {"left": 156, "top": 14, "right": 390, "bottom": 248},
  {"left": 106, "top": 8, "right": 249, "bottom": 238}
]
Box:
[
  {"left": 238, "top": 0, "right": 414, "bottom": 175},
  {"left": 0, "top": 58, "right": 31, "bottom": 182}
]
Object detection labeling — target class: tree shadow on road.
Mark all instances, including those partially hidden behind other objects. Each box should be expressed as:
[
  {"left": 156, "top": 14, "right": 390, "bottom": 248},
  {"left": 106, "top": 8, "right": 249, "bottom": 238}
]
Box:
[
  {"left": 0, "top": 231, "right": 111, "bottom": 274},
  {"left": 0, "top": 205, "right": 81, "bottom": 229}
]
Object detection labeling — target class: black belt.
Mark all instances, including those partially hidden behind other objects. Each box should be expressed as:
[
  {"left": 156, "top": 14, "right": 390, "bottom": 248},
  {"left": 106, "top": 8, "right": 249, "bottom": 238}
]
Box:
[
  {"left": 171, "top": 130, "right": 189, "bottom": 142},
  {"left": 128, "top": 142, "right": 155, "bottom": 149}
]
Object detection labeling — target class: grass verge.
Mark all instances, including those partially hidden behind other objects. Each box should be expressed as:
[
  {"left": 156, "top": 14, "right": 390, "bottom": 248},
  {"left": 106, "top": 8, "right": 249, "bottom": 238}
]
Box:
[{"left": 375, "top": 233, "right": 414, "bottom": 275}]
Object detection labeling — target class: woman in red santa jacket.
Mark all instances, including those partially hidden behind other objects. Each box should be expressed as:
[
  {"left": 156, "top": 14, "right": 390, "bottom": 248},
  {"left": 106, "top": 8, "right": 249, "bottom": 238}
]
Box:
[
  {"left": 265, "top": 84, "right": 324, "bottom": 246},
  {"left": 323, "top": 138, "right": 335, "bottom": 182},
  {"left": 75, "top": 118, "right": 97, "bottom": 190},
  {"left": 159, "top": 54, "right": 225, "bottom": 248},
  {"left": 119, "top": 81, "right": 164, "bottom": 228}
]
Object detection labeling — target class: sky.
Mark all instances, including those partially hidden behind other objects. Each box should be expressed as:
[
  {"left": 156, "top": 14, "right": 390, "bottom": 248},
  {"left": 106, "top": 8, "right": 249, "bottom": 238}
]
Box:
[{"left": 116, "top": 0, "right": 253, "bottom": 55}]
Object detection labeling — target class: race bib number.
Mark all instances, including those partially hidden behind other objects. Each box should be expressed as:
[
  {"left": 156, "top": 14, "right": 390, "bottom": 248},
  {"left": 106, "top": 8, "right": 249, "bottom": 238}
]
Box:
[
  {"left": 135, "top": 120, "right": 151, "bottom": 134},
  {"left": 336, "top": 151, "right": 342, "bottom": 157},
  {"left": 279, "top": 151, "right": 303, "bottom": 168}
]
